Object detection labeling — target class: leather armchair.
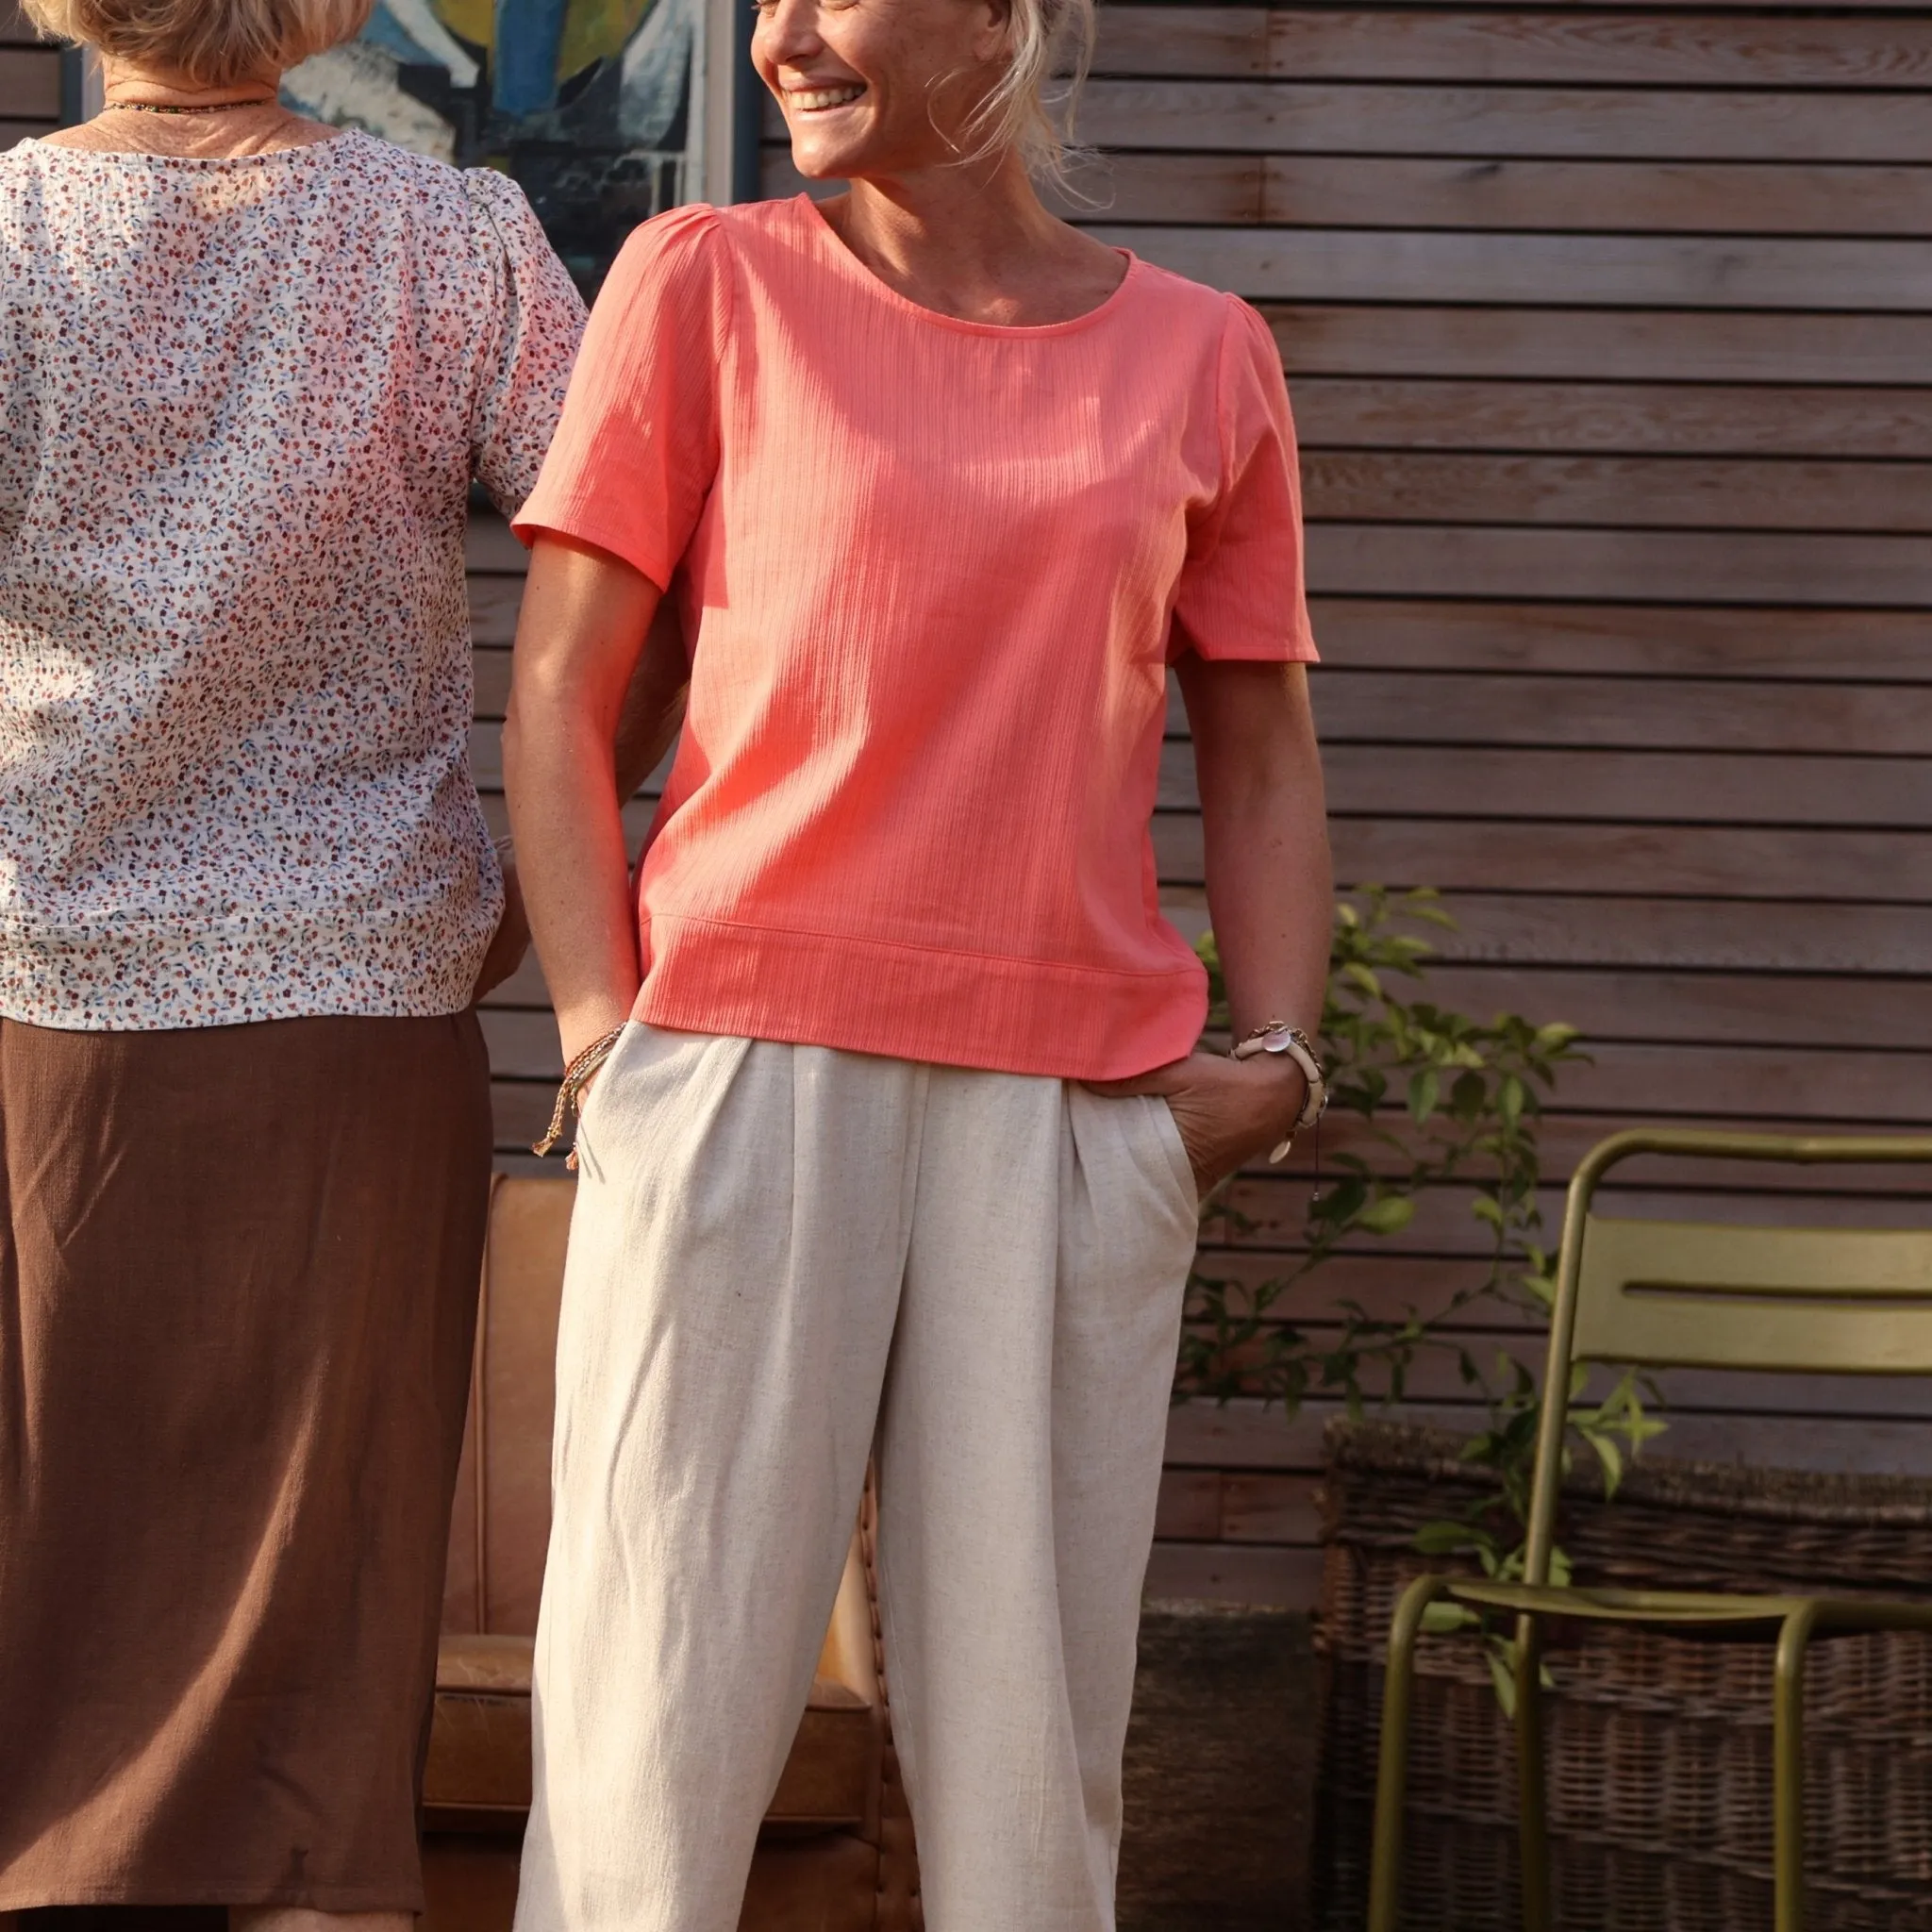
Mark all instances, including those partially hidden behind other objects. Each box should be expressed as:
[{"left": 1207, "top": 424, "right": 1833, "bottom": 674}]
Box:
[{"left": 424, "top": 1176, "right": 922, "bottom": 1932}]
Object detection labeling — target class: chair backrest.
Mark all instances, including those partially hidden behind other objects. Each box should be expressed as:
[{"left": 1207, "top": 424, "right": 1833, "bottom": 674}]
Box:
[
  {"left": 442, "top": 1175, "right": 576, "bottom": 1637},
  {"left": 1574, "top": 1218, "right": 1932, "bottom": 1376},
  {"left": 1521, "top": 1130, "right": 1932, "bottom": 1587}
]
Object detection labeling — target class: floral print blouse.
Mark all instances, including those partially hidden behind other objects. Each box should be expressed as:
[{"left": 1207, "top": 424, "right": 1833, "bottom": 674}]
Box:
[{"left": 0, "top": 130, "right": 584, "bottom": 1028}]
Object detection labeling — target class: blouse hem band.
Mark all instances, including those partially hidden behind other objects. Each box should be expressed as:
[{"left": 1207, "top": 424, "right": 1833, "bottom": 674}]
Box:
[{"left": 635, "top": 910, "right": 1208, "bottom": 1082}]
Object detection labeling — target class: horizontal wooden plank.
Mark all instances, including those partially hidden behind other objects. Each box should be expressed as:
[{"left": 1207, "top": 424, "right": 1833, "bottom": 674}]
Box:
[
  {"left": 1192, "top": 744, "right": 1932, "bottom": 829},
  {"left": 484, "top": 960, "right": 1932, "bottom": 1059},
  {"left": 1093, "top": 9, "right": 1932, "bottom": 89},
  {"left": 1113, "top": 225, "right": 1932, "bottom": 312},
  {"left": 1155, "top": 813, "right": 1932, "bottom": 904},
  {"left": 486, "top": 675, "right": 1932, "bottom": 776},
  {"left": 1156, "top": 1467, "right": 1226, "bottom": 1540},
  {"left": 1395, "top": 967, "right": 1932, "bottom": 1051},
  {"left": 1223, "top": 1471, "right": 1322, "bottom": 1543},
  {"left": 1214, "top": 1177, "right": 1932, "bottom": 1264},
  {"left": 1357, "top": 893, "right": 1932, "bottom": 974},
  {"left": 1143, "top": 1541, "right": 1322, "bottom": 1607},
  {"left": 486, "top": 1057, "right": 1932, "bottom": 1169},
  {"left": 1079, "top": 80, "right": 1932, "bottom": 163},
  {"left": 1306, "top": 670, "right": 1932, "bottom": 755},
  {"left": 1230, "top": 1324, "right": 1932, "bottom": 1422},
  {"left": 1306, "top": 524, "right": 1932, "bottom": 606},
  {"left": 1291, "top": 379, "right": 1932, "bottom": 459},
  {"left": 467, "top": 518, "right": 526, "bottom": 573},
  {"left": 787, "top": 151, "right": 1932, "bottom": 236},
  {"left": 1291, "top": 1114, "right": 1932, "bottom": 1200},
  {"left": 1301, "top": 600, "right": 1930, "bottom": 681},
  {"left": 1269, "top": 307, "right": 1932, "bottom": 388},
  {"left": 1155, "top": 1471, "right": 1323, "bottom": 1547},
  {"left": 1165, "top": 1398, "right": 1932, "bottom": 1480},
  {"left": 471, "top": 578, "right": 523, "bottom": 649},
  {"left": 1303, "top": 452, "right": 1932, "bottom": 536},
  {"left": 481, "top": 606, "right": 1932, "bottom": 710}
]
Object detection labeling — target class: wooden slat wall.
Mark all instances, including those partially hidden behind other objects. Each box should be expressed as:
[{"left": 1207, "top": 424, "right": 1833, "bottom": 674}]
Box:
[
  {"left": 473, "top": 0, "right": 1932, "bottom": 1607},
  {"left": 1, "top": 3, "right": 59, "bottom": 147},
  {"left": 1074, "top": 0, "right": 1932, "bottom": 1605}
]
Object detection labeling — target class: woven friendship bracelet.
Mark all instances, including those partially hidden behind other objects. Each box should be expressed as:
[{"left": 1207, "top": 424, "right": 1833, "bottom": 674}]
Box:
[{"left": 533, "top": 1023, "right": 628, "bottom": 1165}]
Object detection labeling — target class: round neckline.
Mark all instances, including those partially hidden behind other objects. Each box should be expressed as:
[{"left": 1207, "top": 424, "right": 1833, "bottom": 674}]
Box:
[
  {"left": 18, "top": 125, "right": 358, "bottom": 168},
  {"left": 792, "top": 193, "right": 1141, "bottom": 339}
]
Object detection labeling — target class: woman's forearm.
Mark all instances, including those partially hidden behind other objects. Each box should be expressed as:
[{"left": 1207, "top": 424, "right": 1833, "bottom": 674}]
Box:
[
  {"left": 1181, "top": 658, "right": 1334, "bottom": 1043},
  {"left": 504, "top": 537, "right": 663, "bottom": 1062}
]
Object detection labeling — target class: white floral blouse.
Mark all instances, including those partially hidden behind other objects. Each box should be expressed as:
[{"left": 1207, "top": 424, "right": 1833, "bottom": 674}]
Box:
[{"left": 0, "top": 129, "right": 585, "bottom": 1029}]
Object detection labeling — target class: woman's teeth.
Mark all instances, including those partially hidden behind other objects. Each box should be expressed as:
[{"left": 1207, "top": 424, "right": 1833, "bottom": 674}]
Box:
[{"left": 793, "top": 84, "right": 865, "bottom": 110}]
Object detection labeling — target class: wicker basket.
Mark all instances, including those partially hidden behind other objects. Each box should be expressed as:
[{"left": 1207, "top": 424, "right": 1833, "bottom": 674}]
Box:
[{"left": 1313, "top": 1420, "right": 1932, "bottom": 1932}]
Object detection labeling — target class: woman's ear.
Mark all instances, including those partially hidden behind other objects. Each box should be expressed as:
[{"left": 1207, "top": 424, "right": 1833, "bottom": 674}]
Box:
[{"left": 971, "top": 0, "right": 1012, "bottom": 62}]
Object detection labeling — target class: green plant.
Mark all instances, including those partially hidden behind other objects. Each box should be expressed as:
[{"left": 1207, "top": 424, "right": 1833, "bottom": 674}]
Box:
[
  {"left": 1178, "top": 885, "right": 1584, "bottom": 1417},
  {"left": 1412, "top": 1360, "right": 1666, "bottom": 1711},
  {"left": 1175, "top": 887, "right": 1661, "bottom": 1652}
]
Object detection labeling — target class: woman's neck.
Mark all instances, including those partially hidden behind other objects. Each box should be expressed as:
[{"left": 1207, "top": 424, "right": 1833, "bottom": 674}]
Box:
[
  {"left": 821, "top": 153, "right": 1124, "bottom": 328},
  {"left": 42, "top": 57, "right": 332, "bottom": 158}
]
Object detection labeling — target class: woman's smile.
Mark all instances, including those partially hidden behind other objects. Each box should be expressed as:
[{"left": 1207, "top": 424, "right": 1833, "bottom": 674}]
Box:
[{"left": 788, "top": 81, "right": 869, "bottom": 112}]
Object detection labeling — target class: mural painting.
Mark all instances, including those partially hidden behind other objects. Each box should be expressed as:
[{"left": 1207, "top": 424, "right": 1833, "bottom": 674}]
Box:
[{"left": 284, "top": 0, "right": 703, "bottom": 291}]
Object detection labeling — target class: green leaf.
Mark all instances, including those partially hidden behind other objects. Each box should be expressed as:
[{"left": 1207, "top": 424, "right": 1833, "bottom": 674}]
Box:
[
  {"left": 1421, "top": 1602, "right": 1479, "bottom": 1636},
  {"left": 1414, "top": 1520, "right": 1475, "bottom": 1555},
  {"left": 1407, "top": 1067, "right": 1441, "bottom": 1124},
  {"left": 1485, "top": 1647, "right": 1519, "bottom": 1719},
  {"left": 1357, "top": 1194, "right": 1418, "bottom": 1236},
  {"left": 1584, "top": 1428, "right": 1624, "bottom": 1497}
]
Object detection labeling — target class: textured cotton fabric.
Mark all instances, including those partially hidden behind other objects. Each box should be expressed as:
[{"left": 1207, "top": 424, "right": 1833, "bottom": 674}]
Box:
[
  {"left": 515, "top": 197, "right": 1317, "bottom": 1081},
  {"left": 0, "top": 131, "right": 584, "bottom": 1028},
  {"left": 515, "top": 1024, "right": 1200, "bottom": 1932},
  {"left": 0, "top": 1012, "right": 491, "bottom": 1910}
]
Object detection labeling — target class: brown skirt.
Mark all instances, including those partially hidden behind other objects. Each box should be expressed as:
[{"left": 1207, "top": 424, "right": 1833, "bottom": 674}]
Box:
[{"left": 0, "top": 1012, "right": 491, "bottom": 1911}]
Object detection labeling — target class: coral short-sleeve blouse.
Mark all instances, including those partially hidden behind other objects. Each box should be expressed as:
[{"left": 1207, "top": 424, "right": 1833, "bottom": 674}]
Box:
[{"left": 516, "top": 195, "right": 1317, "bottom": 1081}]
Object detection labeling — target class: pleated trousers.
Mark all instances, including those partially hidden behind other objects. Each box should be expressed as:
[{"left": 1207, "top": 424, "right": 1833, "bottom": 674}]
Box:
[{"left": 514, "top": 1023, "right": 1200, "bottom": 1932}]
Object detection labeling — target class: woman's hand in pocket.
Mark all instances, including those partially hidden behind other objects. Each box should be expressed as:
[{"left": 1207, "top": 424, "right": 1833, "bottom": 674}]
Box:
[{"left": 1088, "top": 1052, "right": 1308, "bottom": 1195}]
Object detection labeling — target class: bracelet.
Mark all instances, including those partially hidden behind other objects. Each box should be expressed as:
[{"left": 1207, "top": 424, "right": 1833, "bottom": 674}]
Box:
[
  {"left": 532, "top": 1022, "right": 628, "bottom": 1166},
  {"left": 1229, "top": 1021, "right": 1328, "bottom": 1163}
]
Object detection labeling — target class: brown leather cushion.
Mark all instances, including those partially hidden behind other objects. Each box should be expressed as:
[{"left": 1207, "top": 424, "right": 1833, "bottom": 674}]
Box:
[{"left": 426, "top": 1634, "right": 878, "bottom": 1832}]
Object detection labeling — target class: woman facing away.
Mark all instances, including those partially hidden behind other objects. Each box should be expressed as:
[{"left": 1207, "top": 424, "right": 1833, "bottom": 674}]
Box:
[
  {"left": 503, "top": 0, "right": 1333, "bottom": 1924},
  {"left": 0, "top": 0, "right": 584, "bottom": 1924}
]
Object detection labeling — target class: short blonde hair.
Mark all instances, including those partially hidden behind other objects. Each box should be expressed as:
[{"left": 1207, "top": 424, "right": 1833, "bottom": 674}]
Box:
[
  {"left": 24, "top": 0, "right": 374, "bottom": 87},
  {"left": 965, "top": 0, "right": 1096, "bottom": 186}
]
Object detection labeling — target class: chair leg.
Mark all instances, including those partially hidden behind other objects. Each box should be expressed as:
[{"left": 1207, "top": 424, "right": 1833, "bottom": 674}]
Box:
[
  {"left": 1368, "top": 1575, "right": 1452, "bottom": 1932},
  {"left": 1774, "top": 1603, "right": 1821, "bottom": 1932},
  {"left": 1514, "top": 1615, "right": 1553, "bottom": 1932}
]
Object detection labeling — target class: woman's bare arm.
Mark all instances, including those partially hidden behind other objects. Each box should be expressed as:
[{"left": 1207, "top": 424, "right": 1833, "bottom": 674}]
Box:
[
  {"left": 504, "top": 535, "right": 675, "bottom": 1063},
  {"left": 615, "top": 594, "right": 691, "bottom": 802},
  {"left": 1185, "top": 658, "right": 1332, "bottom": 1045},
  {"left": 1092, "top": 658, "right": 1332, "bottom": 1189}
]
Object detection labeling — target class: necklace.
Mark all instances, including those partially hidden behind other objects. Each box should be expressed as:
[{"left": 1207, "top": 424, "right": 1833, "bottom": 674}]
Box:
[{"left": 105, "top": 97, "right": 278, "bottom": 115}]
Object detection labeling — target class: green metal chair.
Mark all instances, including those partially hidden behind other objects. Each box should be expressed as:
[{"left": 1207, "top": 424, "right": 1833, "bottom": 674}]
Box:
[{"left": 1365, "top": 1127, "right": 1932, "bottom": 1932}]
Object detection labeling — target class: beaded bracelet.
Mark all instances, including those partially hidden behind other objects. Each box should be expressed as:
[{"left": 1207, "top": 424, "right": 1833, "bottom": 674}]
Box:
[{"left": 532, "top": 1022, "right": 628, "bottom": 1167}]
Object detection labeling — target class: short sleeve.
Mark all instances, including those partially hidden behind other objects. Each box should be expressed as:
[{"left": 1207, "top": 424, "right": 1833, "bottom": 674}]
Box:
[
  {"left": 1172, "top": 297, "right": 1319, "bottom": 664},
  {"left": 461, "top": 171, "right": 589, "bottom": 515},
  {"left": 510, "top": 204, "right": 728, "bottom": 591}
]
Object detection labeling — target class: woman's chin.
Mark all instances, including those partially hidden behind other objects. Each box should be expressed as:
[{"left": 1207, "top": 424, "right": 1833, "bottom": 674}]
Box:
[{"left": 790, "top": 139, "right": 864, "bottom": 183}]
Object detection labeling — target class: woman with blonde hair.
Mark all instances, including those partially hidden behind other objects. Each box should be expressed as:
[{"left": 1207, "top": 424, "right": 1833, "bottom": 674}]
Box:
[
  {"left": 0, "top": 1, "right": 583, "bottom": 1923},
  {"left": 504, "top": 0, "right": 1332, "bottom": 1924}
]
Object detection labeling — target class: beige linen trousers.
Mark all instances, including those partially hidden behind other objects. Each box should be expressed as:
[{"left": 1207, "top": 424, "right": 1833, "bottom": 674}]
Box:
[{"left": 514, "top": 1024, "right": 1201, "bottom": 1932}]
